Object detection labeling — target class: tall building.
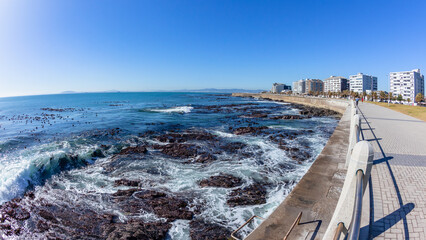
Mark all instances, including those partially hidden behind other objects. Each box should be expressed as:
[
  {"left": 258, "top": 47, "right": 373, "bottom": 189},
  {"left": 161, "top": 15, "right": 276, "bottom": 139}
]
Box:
[
  {"left": 305, "top": 79, "right": 324, "bottom": 93},
  {"left": 390, "top": 69, "right": 424, "bottom": 102},
  {"left": 293, "top": 79, "right": 306, "bottom": 94},
  {"left": 324, "top": 76, "right": 349, "bottom": 93},
  {"left": 349, "top": 73, "right": 378, "bottom": 93},
  {"left": 271, "top": 83, "right": 291, "bottom": 93}
]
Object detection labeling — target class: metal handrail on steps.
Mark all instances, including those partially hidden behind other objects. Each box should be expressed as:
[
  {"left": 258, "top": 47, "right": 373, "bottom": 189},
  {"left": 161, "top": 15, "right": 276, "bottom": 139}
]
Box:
[
  {"left": 283, "top": 212, "right": 303, "bottom": 240},
  {"left": 230, "top": 215, "right": 264, "bottom": 240},
  {"left": 231, "top": 212, "right": 303, "bottom": 240}
]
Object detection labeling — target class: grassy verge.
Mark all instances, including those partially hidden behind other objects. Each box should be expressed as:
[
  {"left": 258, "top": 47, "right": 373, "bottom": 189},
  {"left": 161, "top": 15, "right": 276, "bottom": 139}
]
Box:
[{"left": 368, "top": 102, "right": 426, "bottom": 121}]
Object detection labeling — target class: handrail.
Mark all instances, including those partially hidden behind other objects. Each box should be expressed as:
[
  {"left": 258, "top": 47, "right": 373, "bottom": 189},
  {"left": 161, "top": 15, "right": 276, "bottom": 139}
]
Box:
[
  {"left": 333, "top": 222, "right": 347, "bottom": 240},
  {"left": 347, "top": 170, "right": 364, "bottom": 240},
  {"left": 323, "top": 102, "right": 374, "bottom": 239},
  {"left": 231, "top": 215, "right": 264, "bottom": 240},
  {"left": 283, "top": 212, "right": 303, "bottom": 240}
]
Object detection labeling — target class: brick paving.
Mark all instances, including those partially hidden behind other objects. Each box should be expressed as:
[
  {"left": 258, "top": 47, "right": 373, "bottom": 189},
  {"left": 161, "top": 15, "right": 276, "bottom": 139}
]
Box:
[{"left": 357, "top": 102, "right": 426, "bottom": 239}]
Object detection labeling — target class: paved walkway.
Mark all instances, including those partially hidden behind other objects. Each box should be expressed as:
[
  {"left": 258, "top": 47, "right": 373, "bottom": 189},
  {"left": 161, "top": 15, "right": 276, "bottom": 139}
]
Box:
[{"left": 357, "top": 102, "right": 426, "bottom": 240}]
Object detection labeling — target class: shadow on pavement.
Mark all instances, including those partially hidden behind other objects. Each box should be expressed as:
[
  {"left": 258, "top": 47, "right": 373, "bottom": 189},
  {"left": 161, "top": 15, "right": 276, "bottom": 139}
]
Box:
[{"left": 358, "top": 106, "right": 411, "bottom": 239}]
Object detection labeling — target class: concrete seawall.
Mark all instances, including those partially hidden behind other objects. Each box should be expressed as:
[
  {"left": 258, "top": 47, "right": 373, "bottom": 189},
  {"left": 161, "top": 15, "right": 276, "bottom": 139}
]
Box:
[
  {"left": 232, "top": 93, "right": 350, "bottom": 239},
  {"left": 232, "top": 93, "right": 348, "bottom": 114}
]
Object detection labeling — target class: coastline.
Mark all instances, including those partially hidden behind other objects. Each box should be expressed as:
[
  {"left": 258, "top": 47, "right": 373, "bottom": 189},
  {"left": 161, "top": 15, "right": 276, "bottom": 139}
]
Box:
[
  {"left": 232, "top": 93, "right": 348, "bottom": 114},
  {"left": 233, "top": 93, "right": 350, "bottom": 239},
  {"left": 0, "top": 92, "right": 341, "bottom": 239}
]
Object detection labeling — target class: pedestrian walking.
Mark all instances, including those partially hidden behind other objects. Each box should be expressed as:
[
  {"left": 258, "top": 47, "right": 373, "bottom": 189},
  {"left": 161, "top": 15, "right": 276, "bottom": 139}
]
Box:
[{"left": 356, "top": 97, "right": 359, "bottom": 106}]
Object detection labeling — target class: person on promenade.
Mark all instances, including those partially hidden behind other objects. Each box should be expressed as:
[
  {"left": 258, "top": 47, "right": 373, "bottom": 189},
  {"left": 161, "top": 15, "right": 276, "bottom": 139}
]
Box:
[{"left": 356, "top": 97, "right": 359, "bottom": 106}]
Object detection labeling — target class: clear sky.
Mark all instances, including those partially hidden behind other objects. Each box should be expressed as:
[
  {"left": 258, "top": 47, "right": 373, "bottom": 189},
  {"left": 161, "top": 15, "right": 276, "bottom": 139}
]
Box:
[{"left": 1, "top": 0, "right": 425, "bottom": 97}]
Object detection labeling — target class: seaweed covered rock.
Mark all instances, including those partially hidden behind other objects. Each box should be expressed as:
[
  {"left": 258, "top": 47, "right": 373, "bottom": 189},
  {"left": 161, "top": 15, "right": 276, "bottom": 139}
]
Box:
[
  {"left": 113, "top": 189, "right": 194, "bottom": 221},
  {"left": 153, "top": 143, "right": 198, "bottom": 158},
  {"left": 233, "top": 126, "right": 268, "bottom": 135},
  {"left": 189, "top": 219, "right": 232, "bottom": 240},
  {"left": 199, "top": 174, "right": 243, "bottom": 188},
  {"left": 114, "top": 179, "right": 140, "bottom": 187},
  {"left": 227, "top": 184, "right": 267, "bottom": 207},
  {"left": 106, "top": 221, "right": 171, "bottom": 240},
  {"left": 118, "top": 145, "right": 148, "bottom": 155}
]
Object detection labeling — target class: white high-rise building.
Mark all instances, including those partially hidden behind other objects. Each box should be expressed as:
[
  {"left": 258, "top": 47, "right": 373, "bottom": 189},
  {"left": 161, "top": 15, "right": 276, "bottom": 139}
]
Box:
[
  {"left": 292, "top": 79, "right": 306, "bottom": 94},
  {"left": 349, "top": 73, "right": 378, "bottom": 93},
  {"left": 390, "top": 69, "right": 424, "bottom": 102},
  {"left": 324, "top": 76, "right": 349, "bottom": 93}
]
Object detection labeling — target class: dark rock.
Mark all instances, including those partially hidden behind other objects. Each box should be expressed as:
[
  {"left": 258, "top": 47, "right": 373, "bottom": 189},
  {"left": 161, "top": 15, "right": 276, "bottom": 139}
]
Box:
[
  {"left": 118, "top": 145, "right": 148, "bottom": 155},
  {"left": 106, "top": 221, "right": 171, "bottom": 240},
  {"left": 227, "top": 184, "right": 267, "bottom": 207},
  {"left": 195, "top": 153, "right": 217, "bottom": 163},
  {"left": 240, "top": 113, "right": 268, "bottom": 118},
  {"left": 25, "top": 191, "right": 35, "bottom": 200},
  {"left": 199, "top": 174, "right": 243, "bottom": 188},
  {"left": 279, "top": 145, "right": 290, "bottom": 151},
  {"left": 270, "top": 115, "right": 306, "bottom": 120},
  {"left": 115, "top": 190, "right": 194, "bottom": 222},
  {"left": 114, "top": 179, "right": 140, "bottom": 187},
  {"left": 189, "top": 219, "right": 232, "bottom": 240},
  {"left": 38, "top": 209, "right": 58, "bottom": 223},
  {"left": 0, "top": 201, "right": 30, "bottom": 221},
  {"left": 36, "top": 220, "right": 49, "bottom": 232},
  {"left": 112, "top": 188, "right": 140, "bottom": 197},
  {"left": 220, "top": 141, "right": 248, "bottom": 154},
  {"left": 233, "top": 126, "right": 268, "bottom": 135},
  {"left": 155, "top": 143, "right": 198, "bottom": 158},
  {"left": 155, "top": 131, "right": 217, "bottom": 143},
  {"left": 293, "top": 104, "right": 340, "bottom": 117}
]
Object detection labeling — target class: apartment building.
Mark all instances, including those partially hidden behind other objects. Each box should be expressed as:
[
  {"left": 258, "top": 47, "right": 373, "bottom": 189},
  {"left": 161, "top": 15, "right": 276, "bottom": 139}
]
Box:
[
  {"left": 390, "top": 69, "right": 424, "bottom": 102},
  {"left": 271, "top": 83, "right": 291, "bottom": 93},
  {"left": 293, "top": 79, "right": 306, "bottom": 94},
  {"left": 305, "top": 79, "right": 324, "bottom": 93},
  {"left": 349, "top": 73, "right": 378, "bottom": 93},
  {"left": 324, "top": 76, "right": 349, "bottom": 93}
]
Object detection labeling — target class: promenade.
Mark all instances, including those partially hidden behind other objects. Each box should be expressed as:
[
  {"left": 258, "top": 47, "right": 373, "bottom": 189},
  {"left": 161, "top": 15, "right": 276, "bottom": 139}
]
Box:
[{"left": 357, "top": 102, "right": 426, "bottom": 239}]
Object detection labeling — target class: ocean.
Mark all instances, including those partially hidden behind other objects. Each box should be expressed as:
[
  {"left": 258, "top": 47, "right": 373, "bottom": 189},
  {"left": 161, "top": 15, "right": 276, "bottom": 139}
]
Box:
[{"left": 0, "top": 92, "right": 338, "bottom": 239}]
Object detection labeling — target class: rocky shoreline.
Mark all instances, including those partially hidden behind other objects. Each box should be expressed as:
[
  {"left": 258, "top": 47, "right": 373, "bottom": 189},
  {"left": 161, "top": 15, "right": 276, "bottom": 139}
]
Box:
[{"left": 0, "top": 97, "right": 340, "bottom": 239}]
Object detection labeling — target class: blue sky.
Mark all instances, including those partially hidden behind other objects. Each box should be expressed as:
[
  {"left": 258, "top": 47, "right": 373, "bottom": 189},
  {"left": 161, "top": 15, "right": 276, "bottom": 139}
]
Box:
[{"left": 0, "top": 0, "right": 425, "bottom": 97}]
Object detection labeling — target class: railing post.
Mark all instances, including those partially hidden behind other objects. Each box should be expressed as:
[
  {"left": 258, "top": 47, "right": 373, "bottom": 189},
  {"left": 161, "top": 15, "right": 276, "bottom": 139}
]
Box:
[
  {"left": 346, "top": 114, "right": 361, "bottom": 167},
  {"left": 323, "top": 141, "right": 374, "bottom": 240}
]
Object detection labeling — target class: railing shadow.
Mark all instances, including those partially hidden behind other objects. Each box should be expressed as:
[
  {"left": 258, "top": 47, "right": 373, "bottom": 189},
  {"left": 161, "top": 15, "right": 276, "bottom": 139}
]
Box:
[
  {"left": 298, "top": 220, "right": 322, "bottom": 240},
  {"left": 366, "top": 138, "right": 382, "bottom": 142},
  {"left": 373, "top": 156, "right": 393, "bottom": 165},
  {"left": 357, "top": 106, "right": 412, "bottom": 239},
  {"left": 361, "top": 203, "right": 415, "bottom": 238},
  {"left": 367, "top": 117, "right": 423, "bottom": 123}
]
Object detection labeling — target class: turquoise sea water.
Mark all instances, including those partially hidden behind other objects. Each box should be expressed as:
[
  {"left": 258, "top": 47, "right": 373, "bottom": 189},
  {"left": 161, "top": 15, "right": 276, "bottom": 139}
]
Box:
[{"left": 0, "top": 92, "right": 338, "bottom": 239}]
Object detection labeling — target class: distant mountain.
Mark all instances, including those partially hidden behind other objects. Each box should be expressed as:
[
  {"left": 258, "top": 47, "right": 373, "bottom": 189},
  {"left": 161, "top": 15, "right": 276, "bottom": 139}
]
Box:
[
  {"left": 60, "top": 91, "right": 78, "bottom": 94},
  {"left": 60, "top": 90, "right": 121, "bottom": 94},
  {"left": 175, "top": 88, "right": 266, "bottom": 93},
  {"left": 102, "top": 90, "right": 121, "bottom": 93}
]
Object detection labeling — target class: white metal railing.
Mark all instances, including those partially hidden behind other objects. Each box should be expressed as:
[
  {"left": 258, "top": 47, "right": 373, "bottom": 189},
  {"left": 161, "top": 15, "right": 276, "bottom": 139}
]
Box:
[{"left": 324, "top": 100, "right": 374, "bottom": 240}]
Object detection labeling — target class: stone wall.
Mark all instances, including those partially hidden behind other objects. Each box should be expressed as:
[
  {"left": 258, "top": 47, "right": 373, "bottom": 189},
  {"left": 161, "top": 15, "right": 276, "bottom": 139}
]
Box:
[{"left": 231, "top": 93, "right": 348, "bottom": 114}]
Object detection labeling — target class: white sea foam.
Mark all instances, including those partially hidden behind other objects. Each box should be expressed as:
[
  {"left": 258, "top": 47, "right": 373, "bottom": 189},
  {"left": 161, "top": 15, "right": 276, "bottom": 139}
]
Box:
[
  {"left": 150, "top": 106, "right": 193, "bottom": 113},
  {"left": 213, "top": 130, "right": 235, "bottom": 138},
  {"left": 0, "top": 141, "right": 100, "bottom": 204},
  {"left": 168, "top": 220, "right": 191, "bottom": 239}
]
